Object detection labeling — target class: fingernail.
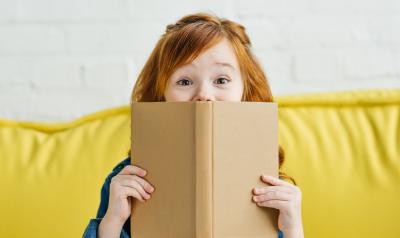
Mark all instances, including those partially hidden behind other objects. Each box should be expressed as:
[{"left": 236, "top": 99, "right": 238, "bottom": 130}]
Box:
[{"left": 149, "top": 187, "right": 154, "bottom": 192}]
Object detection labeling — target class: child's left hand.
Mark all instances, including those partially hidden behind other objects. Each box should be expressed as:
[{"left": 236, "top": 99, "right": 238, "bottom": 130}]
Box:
[{"left": 252, "top": 175, "right": 304, "bottom": 238}]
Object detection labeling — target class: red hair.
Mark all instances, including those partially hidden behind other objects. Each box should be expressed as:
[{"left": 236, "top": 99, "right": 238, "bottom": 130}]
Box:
[{"left": 130, "top": 12, "right": 295, "bottom": 185}]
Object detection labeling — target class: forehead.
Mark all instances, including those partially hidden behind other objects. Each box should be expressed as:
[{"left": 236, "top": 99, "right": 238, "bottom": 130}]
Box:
[{"left": 184, "top": 38, "right": 239, "bottom": 69}]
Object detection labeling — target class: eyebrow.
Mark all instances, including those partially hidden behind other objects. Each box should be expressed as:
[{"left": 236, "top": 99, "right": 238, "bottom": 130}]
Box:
[
  {"left": 186, "top": 61, "right": 235, "bottom": 70},
  {"left": 214, "top": 62, "right": 235, "bottom": 69}
]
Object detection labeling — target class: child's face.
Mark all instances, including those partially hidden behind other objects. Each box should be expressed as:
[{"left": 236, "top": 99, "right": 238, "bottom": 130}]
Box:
[{"left": 164, "top": 38, "right": 244, "bottom": 102}]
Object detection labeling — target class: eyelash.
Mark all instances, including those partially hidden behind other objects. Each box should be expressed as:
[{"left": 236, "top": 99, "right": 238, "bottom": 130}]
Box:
[{"left": 176, "top": 77, "right": 231, "bottom": 86}]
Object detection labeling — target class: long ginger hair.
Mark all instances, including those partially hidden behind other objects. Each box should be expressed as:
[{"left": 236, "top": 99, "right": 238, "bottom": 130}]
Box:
[{"left": 130, "top": 12, "right": 295, "bottom": 185}]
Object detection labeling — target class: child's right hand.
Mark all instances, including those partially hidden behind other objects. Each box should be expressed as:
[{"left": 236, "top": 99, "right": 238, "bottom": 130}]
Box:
[{"left": 105, "top": 165, "right": 155, "bottom": 226}]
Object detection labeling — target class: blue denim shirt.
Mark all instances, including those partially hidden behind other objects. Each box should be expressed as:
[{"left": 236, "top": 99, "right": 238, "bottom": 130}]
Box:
[{"left": 83, "top": 157, "right": 284, "bottom": 238}]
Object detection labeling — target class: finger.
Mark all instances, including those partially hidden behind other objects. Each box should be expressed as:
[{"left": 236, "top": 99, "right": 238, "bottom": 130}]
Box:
[
  {"left": 260, "top": 175, "right": 295, "bottom": 188},
  {"left": 122, "top": 186, "right": 146, "bottom": 203},
  {"left": 253, "top": 190, "right": 292, "bottom": 203},
  {"left": 256, "top": 199, "right": 288, "bottom": 210},
  {"left": 120, "top": 174, "right": 154, "bottom": 193},
  {"left": 252, "top": 185, "right": 292, "bottom": 195},
  {"left": 119, "top": 165, "right": 147, "bottom": 177},
  {"left": 131, "top": 175, "right": 155, "bottom": 193},
  {"left": 119, "top": 177, "right": 151, "bottom": 200}
]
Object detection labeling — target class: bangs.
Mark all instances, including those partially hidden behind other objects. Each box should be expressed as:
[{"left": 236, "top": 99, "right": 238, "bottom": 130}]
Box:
[{"left": 160, "top": 22, "right": 225, "bottom": 76}]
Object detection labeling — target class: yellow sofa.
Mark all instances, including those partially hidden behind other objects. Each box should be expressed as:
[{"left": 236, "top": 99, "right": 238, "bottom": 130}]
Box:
[{"left": 1, "top": 89, "right": 399, "bottom": 238}]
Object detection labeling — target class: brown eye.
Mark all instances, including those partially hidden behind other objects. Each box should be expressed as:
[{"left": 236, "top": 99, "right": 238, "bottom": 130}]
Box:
[
  {"left": 177, "top": 79, "right": 192, "bottom": 86},
  {"left": 215, "top": 78, "right": 230, "bottom": 84}
]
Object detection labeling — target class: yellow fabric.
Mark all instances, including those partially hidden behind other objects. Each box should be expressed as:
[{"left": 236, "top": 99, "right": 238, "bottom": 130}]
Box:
[
  {"left": 0, "top": 107, "right": 131, "bottom": 237},
  {"left": 278, "top": 89, "right": 400, "bottom": 237},
  {"left": 0, "top": 89, "right": 399, "bottom": 238}
]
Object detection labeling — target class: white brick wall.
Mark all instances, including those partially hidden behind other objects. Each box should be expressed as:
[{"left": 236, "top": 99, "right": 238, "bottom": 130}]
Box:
[{"left": 0, "top": 0, "right": 399, "bottom": 122}]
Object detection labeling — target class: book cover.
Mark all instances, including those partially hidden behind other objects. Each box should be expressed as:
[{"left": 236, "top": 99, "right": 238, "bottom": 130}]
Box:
[{"left": 131, "top": 101, "right": 279, "bottom": 238}]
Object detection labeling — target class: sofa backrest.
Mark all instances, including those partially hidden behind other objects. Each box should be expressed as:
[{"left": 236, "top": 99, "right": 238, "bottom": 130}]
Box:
[{"left": 278, "top": 89, "right": 400, "bottom": 237}]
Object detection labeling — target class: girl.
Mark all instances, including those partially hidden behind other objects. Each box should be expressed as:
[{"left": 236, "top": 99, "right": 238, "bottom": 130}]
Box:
[{"left": 83, "top": 12, "right": 304, "bottom": 238}]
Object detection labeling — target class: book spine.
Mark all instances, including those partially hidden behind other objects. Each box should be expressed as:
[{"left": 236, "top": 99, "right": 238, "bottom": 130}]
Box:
[{"left": 195, "top": 102, "right": 213, "bottom": 238}]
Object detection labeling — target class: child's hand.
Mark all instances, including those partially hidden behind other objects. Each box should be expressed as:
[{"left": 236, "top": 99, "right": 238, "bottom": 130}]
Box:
[
  {"left": 252, "top": 175, "right": 304, "bottom": 237},
  {"left": 105, "top": 165, "right": 155, "bottom": 226}
]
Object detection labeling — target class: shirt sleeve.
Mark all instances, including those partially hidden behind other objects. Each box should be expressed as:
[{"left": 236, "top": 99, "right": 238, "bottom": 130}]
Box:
[{"left": 83, "top": 157, "right": 132, "bottom": 238}]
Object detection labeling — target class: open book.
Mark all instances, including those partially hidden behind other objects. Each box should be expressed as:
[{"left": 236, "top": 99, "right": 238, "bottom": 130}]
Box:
[{"left": 131, "top": 101, "right": 279, "bottom": 238}]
